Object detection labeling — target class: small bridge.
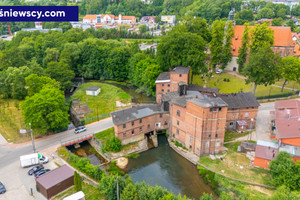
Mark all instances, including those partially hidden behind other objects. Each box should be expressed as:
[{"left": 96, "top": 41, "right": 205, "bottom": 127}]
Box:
[{"left": 61, "top": 133, "right": 94, "bottom": 146}]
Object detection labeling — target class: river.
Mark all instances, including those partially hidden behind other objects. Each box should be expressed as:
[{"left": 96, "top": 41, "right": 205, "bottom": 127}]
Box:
[{"left": 123, "top": 135, "right": 216, "bottom": 199}]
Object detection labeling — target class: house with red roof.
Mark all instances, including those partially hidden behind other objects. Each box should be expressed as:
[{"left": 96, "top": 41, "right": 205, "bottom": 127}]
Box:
[
  {"left": 226, "top": 25, "right": 295, "bottom": 71},
  {"left": 254, "top": 99, "right": 300, "bottom": 169}
]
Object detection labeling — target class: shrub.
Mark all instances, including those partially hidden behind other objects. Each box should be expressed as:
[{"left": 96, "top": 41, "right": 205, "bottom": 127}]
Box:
[
  {"left": 174, "top": 140, "right": 188, "bottom": 150},
  {"left": 74, "top": 171, "right": 82, "bottom": 192},
  {"left": 106, "top": 136, "right": 122, "bottom": 152},
  {"left": 106, "top": 161, "right": 125, "bottom": 176}
]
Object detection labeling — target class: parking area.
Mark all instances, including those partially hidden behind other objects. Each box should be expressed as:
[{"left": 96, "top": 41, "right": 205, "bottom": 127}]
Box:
[{"left": 0, "top": 151, "right": 58, "bottom": 200}]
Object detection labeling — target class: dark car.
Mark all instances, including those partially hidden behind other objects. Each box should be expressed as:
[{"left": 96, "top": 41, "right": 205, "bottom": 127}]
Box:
[
  {"left": 35, "top": 169, "right": 50, "bottom": 178},
  {"left": 0, "top": 182, "right": 6, "bottom": 194},
  {"left": 74, "top": 126, "right": 87, "bottom": 134},
  {"left": 28, "top": 164, "right": 44, "bottom": 175}
]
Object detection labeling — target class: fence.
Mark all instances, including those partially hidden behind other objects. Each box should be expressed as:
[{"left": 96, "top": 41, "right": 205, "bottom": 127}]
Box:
[
  {"left": 61, "top": 133, "right": 94, "bottom": 146},
  {"left": 256, "top": 90, "right": 300, "bottom": 100},
  {"left": 83, "top": 113, "right": 111, "bottom": 124}
]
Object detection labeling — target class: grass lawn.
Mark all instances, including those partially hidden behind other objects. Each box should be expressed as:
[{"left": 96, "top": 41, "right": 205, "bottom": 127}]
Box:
[
  {"left": 53, "top": 183, "right": 104, "bottom": 200},
  {"left": 199, "top": 141, "right": 272, "bottom": 186},
  {"left": 224, "top": 131, "right": 250, "bottom": 143},
  {"left": 274, "top": 80, "right": 300, "bottom": 90},
  {"left": 72, "top": 82, "right": 131, "bottom": 121},
  {"left": 0, "top": 99, "right": 43, "bottom": 143},
  {"left": 193, "top": 73, "right": 294, "bottom": 98}
]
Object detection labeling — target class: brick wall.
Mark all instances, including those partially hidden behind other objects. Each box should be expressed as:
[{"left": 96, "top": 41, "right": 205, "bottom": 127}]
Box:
[
  {"left": 170, "top": 72, "right": 189, "bottom": 84},
  {"left": 114, "top": 113, "right": 170, "bottom": 144},
  {"left": 225, "top": 107, "right": 258, "bottom": 131},
  {"left": 156, "top": 82, "right": 178, "bottom": 103}
]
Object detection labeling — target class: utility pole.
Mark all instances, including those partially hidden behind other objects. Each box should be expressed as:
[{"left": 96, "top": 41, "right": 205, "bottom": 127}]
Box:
[{"left": 29, "top": 123, "right": 36, "bottom": 153}]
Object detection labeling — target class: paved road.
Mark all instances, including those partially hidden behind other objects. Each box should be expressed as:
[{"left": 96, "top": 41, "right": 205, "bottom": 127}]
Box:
[
  {"left": 0, "top": 118, "right": 113, "bottom": 200},
  {"left": 255, "top": 102, "right": 275, "bottom": 142}
]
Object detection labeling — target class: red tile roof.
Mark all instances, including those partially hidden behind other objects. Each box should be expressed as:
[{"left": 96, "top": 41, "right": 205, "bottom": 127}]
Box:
[
  {"left": 275, "top": 100, "right": 300, "bottom": 139},
  {"left": 232, "top": 25, "right": 294, "bottom": 56},
  {"left": 83, "top": 15, "right": 97, "bottom": 20},
  {"left": 255, "top": 145, "right": 278, "bottom": 160}
]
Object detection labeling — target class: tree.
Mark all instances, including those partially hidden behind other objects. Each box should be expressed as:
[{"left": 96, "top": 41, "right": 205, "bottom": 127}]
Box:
[
  {"left": 269, "top": 151, "right": 300, "bottom": 190},
  {"left": 139, "top": 25, "right": 147, "bottom": 35},
  {"left": 234, "top": 9, "right": 254, "bottom": 25},
  {"left": 243, "top": 46, "right": 282, "bottom": 94},
  {"left": 98, "top": 174, "right": 127, "bottom": 200},
  {"left": 22, "top": 86, "right": 69, "bottom": 132},
  {"left": 237, "top": 23, "right": 249, "bottom": 72},
  {"left": 45, "top": 61, "right": 75, "bottom": 90},
  {"left": 250, "top": 23, "right": 274, "bottom": 52},
  {"left": 209, "top": 20, "right": 225, "bottom": 68},
  {"left": 43, "top": 48, "right": 60, "bottom": 67},
  {"left": 25, "top": 74, "right": 60, "bottom": 96},
  {"left": 257, "top": 7, "right": 275, "bottom": 19},
  {"left": 106, "top": 137, "right": 122, "bottom": 152},
  {"left": 272, "top": 18, "right": 284, "bottom": 26},
  {"left": 270, "top": 185, "right": 300, "bottom": 200},
  {"left": 74, "top": 171, "right": 82, "bottom": 192},
  {"left": 120, "top": 183, "right": 138, "bottom": 200},
  {"left": 280, "top": 56, "right": 300, "bottom": 92},
  {"left": 221, "top": 20, "right": 234, "bottom": 68},
  {"left": 200, "top": 193, "right": 215, "bottom": 200},
  {"left": 157, "top": 25, "right": 207, "bottom": 80},
  {"left": 184, "top": 17, "right": 211, "bottom": 42},
  {"left": 287, "top": 20, "right": 296, "bottom": 31}
]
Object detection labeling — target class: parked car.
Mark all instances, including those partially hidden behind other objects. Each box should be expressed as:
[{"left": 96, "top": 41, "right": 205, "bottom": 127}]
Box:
[
  {"left": 28, "top": 164, "right": 44, "bottom": 175},
  {"left": 0, "top": 182, "right": 6, "bottom": 194},
  {"left": 35, "top": 169, "right": 50, "bottom": 178},
  {"left": 1, "top": 35, "right": 7, "bottom": 38},
  {"left": 216, "top": 69, "right": 222, "bottom": 74},
  {"left": 39, "top": 155, "right": 49, "bottom": 164},
  {"left": 74, "top": 126, "right": 87, "bottom": 134}
]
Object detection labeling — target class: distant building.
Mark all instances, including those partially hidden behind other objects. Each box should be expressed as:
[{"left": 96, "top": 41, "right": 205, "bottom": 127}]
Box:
[
  {"left": 139, "top": 43, "right": 157, "bottom": 53},
  {"left": 83, "top": 15, "right": 100, "bottom": 25},
  {"left": 140, "top": 16, "right": 156, "bottom": 24},
  {"left": 262, "top": 0, "right": 299, "bottom": 8},
  {"left": 161, "top": 15, "right": 176, "bottom": 24},
  {"left": 86, "top": 86, "right": 101, "bottom": 96},
  {"left": 226, "top": 25, "right": 295, "bottom": 72}
]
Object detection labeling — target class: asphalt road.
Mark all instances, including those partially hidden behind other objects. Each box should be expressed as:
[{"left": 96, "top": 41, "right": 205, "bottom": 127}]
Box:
[{"left": 0, "top": 117, "right": 113, "bottom": 169}]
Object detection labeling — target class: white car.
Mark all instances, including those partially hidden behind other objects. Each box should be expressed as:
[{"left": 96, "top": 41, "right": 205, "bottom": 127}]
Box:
[
  {"left": 39, "top": 155, "right": 49, "bottom": 164},
  {"left": 216, "top": 69, "right": 222, "bottom": 74},
  {"left": 74, "top": 126, "right": 87, "bottom": 134}
]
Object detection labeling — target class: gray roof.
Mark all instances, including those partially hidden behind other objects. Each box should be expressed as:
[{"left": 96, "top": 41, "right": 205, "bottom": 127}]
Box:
[
  {"left": 36, "top": 165, "right": 74, "bottom": 190},
  {"left": 187, "top": 96, "right": 228, "bottom": 108},
  {"left": 188, "top": 84, "right": 220, "bottom": 94},
  {"left": 218, "top": 92, "right": 260, "bottom": 109},
  {"left": 162, "top": 92, "right": 179, "bottom": 102},
  {"left": 86, "top": 86, "right": 100, "bottom": 91},
  {"left": 171, "top": 67, "right": 190, "bottom": 74},
  {"left": 156, "top": 72, "right": 170, "bottom": 81},
  {"left": 172, "top": 96, "right": 188, "bottom": 107},
  {"left": 111, "top": 104, "right": 165, "bottom": 125}
]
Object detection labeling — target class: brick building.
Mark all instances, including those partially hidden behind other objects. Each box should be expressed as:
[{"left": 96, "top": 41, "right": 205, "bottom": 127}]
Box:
[
  {"left": 111, "top": 104, "right": 169, "bottom": 145},
  {"left": 218, "top": 93, "right": 260, "bottom": 132}
]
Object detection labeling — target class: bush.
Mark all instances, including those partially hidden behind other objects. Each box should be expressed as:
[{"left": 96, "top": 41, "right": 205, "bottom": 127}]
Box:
[
  {"left": 174, "top": 140, "right": 188, "bottom": 150},
  {"left": 106, "top": 136, "right": 122, "bottom": 152},
  {"left": 106, "top": 161, "right": 125, "bottom": 176}
]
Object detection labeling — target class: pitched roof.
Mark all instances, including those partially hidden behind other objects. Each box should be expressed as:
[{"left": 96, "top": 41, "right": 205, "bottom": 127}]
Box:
[
  {"left": 83, "top": 15, "right": 97, "bottom": 20},
  {"left": 111, "top": 104, "right": 166, "bottom": 125},
  {"left": 121, "top": 16, "right": 136, "bottom": 20},
  {"left": 275, "top": 99, "right": 300, "bottom": 139},
  {"left": 255, "top": 145, "right": 278, "bottom": 160},
  {"left": 86, "top": 86, "right": 100, "bottom": 91},
  {"left": 101, "top": 14, "right": 115, "bottom": 18},
  {"left": 171, "top": 67, "right": 190, "bottom": 74},
  {"left": 156, "top": 72, "right": 170, "bottom": 81},
  {"left": 217, "top": 92, "right": 260, "bottom": 109},
  {"left": 188, "top": 96, "right": 227, "bottom": 108},
  {"left": 36, "top": 165, "right": 74, "bottom": 190},
  {"left": 232, "top": 25, "right": 294, "bottom": 56},
  {"left": 188, "top": 84, "right": 220, "bottom": 94}
]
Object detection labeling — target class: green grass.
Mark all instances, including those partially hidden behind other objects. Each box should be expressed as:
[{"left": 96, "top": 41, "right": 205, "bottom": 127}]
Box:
[
  {"left": 193, "top": 73, "right": 294, "bottom": 98},
  {"left": 53, "top": 183, "right": 104, "bottom": 200},
  {"left": 0, "top": 99, "right": 43, "bottom": 143},
  {"left": 224, "top": 131, "right": 250, "bottom": 143},
  {"left": 274, "top": 80, "right": 300, "bottom": 90},
  {"left": 125, "top": 153, "right": 140, "bottom": 158},
  {"left": 72, "top": 82, "right": 131, "bottom": 121},
  {"left": 94, "top": 127, "right": 114, "bottom": 148}
]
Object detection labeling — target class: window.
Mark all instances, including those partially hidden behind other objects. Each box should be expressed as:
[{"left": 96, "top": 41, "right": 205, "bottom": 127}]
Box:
[
  {"left": 215, "top": 134, "right": 218, "bottom": 138},
  {"left": 190, "top": 136, "right": 193, "bottom": 142},
  {"left": 229, "top": 122, "right": 234, "bottom": 126},
  {"left": 168, "top": 84, "right": 170, "bottom": 87},
  {"left": 132, "top": 129, "right": 134, "bottom": 135},
  {"left": 132, "top": 121, "right": 134, "bottom": 126},
  {"left": 206, "top": 141, "right": 210, "bottom": 148},
  {"left": 156, "top": 122, "right": 161, "bottom": 127},
  {"left": 139, "top": 119, "right": 142, "bottom": 124},
  {"left": 215, "top": 139, "right": 220, "bottom": 147},
  {"left": 167, "top": 89, "right": 170, "bottom": 92},
  {"left": 177, "top": 110, "right": 180, "bottom": 117},
  {"left": 209, "top": 134, "right": 211, "bottom": 138},
  {"left": 162, "top": 89, "right": 164, "bottom": 92},
  {"left": 160, "top": 113, "right": 163, "bottom": 118},
  {"left": 148, "top": 124, "right": 150, "bottom": 129},
  {"left": 219, "top": 107, "right": 222, "bottom": 111},
  {"left": 123, "top": 132, "right": 126, "bottom": 138},
  {"left": 176, "top": 129, "right": 179, "bottom": 134},
  {"left": 179, "top": 74, "right": 182, "bottom": 77},
  {"left": 173, "top": 134, "right": 175, "bottom": 138},
  {"left": 162, "top": 84, "right": 164, "bottom": 86},
  {"left": 140, "top": 127, "right": 142, "bottom": 132},
  {"left": 245, "top": 112, "right": 249, "bottom": 118},
  {"left": 232, "top": 114, "right": 235, "bottom": 118},
  {"left": 123, "top": 124, "right": 126, "bottom": 129},
  {"left": 177, "top": 121, "right": 179, "bottom": 126},
  {"left": 164, "top": 121, "right": 168, "bottom": 125},
  {"left": 189, "top": 145, "right": 192, "bottom": 149},
  {"left": 210, "top": 108, "right": 213, "bottom": 112}
]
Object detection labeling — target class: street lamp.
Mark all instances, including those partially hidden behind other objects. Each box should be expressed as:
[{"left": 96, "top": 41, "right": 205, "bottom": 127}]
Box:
[{"left": 29, "top": 123, "right": 36, "bottom": 153}]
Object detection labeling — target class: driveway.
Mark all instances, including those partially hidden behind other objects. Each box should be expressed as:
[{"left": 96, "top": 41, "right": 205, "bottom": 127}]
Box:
[{"left": 255, "top": 102, "right": 275, "bottom": 142}]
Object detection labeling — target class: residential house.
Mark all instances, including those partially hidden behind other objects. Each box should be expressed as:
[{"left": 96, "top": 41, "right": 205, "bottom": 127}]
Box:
[
  {"left": 101, "top": 14, "right": 136, "bottom": 25},
  {"left": 83, "top": 15, "right": 100, "bottom": 25},
  {"left": 140, "top": 16, "right": 156, "bottom": 24},
  {"left": 226, "top": 25, "right": 295, "bottom": 71},
  {"left": 293, "top": 32, "right": 300, "bottom": 57},
  {"left": 161, "top": 15, "right": 176, "bottom": 24},
  {"left": 254, "top": 140, "right": 278, "bottom": 169}
]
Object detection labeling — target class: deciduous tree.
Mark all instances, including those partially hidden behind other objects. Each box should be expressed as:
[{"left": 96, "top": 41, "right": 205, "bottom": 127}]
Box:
[{"left": 237, "top": 23, "right": 249, "bottom": 72}]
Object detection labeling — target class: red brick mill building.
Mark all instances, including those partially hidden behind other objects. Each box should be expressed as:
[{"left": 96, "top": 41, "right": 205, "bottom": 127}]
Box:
[{"left": 112, "top": 67, "right": 259, "bottom": 156}]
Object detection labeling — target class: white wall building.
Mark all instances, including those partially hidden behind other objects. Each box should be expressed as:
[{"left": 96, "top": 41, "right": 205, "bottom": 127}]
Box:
[
  {"left": 86, "top": 86, "right": 101, "bottom": 96},
  {"left": 161, "top": 15, "right": 176, "bottom": 24}
]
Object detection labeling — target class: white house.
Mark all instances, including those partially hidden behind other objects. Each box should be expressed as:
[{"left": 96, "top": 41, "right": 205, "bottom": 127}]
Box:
[
  {"left": 161, "top": 15, "right": 176, "bottom": 24},
  {"left": 83, "top": 15, "right": 102, "bottom": 25},
  {"left": 86, "top": 86, "right": 101, "bottom": 96}
]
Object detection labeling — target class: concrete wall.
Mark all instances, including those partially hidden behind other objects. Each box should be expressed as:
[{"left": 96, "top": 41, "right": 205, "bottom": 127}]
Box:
[{"left": 225, "top": 57, "right": 238, "bottom": 72}]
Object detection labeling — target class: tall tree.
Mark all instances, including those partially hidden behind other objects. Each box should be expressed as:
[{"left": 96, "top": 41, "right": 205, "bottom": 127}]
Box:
[
  {"left": 209, "top": 20, "right": 225, "bottom": 68},
  {"left": 280, "top": 56, "right": 300, "bottom": 92},
  {"left": 250, "top": 23, "right": 274, "bottom": 52},
  {"left": 22, "top": 86, "right": 69, "bottom": 132},
  {"left": 243, "top": 46, "right": 281, "bottom": 94},
  {"left": 25, "top": 74, "right": 60, "bottom": 96},
  {"left": 237, "top": 23, "right": 250, "bottom": 72},
  {"left": 221, "top": 20, "right": 234, "bottom": 68}
]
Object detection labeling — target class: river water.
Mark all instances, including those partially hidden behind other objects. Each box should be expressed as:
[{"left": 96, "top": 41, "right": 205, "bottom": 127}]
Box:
[{"left": 123, "top": 135, "right": 216, "bottom": 199}]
